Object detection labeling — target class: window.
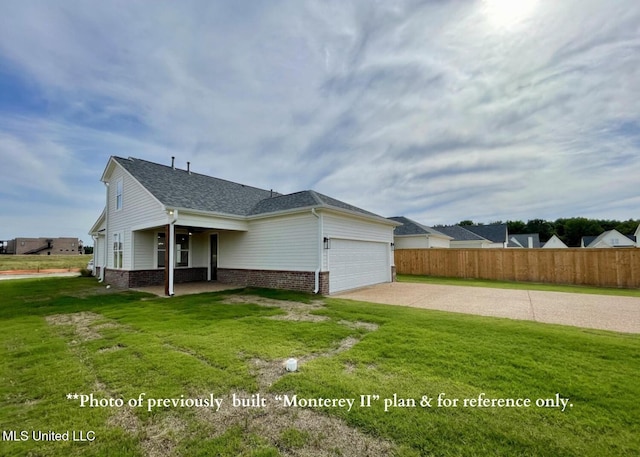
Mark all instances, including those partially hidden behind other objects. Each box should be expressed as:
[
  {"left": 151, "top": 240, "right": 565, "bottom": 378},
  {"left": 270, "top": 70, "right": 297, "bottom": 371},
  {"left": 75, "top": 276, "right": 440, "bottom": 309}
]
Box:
[
  {"left": 157, "top": 233, "right": 166, "bottom": 268},
  {"left": 611, "top": 238, "right": 619, "bottom": 246},
  {"left": 176, "top": 233, "right": 189, "bottom": 267},
  {"left": 115, "top": 178, "right": 123, "bottom": 210},
  {"left": 113, "top": 232, "right": 123, "bottom": 268}
]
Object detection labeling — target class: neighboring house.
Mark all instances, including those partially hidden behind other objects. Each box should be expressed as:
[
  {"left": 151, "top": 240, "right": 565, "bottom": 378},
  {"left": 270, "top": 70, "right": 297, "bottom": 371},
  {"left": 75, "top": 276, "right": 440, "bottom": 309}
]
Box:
[
  {"left": 388, "top": 217, "right": 452, "bottom": 249},
  {"left": 436, "top": 223, "right": 508, "bottom": 248},
  {"left": 541, "top": 235, "right": 568, "bottom": 249},
  {"left": 507, "top": 233, "right": 541, "bottom": 248},
  {"left": 435, "top": 225, "right": 493, "bottom": 248},
  {"left": 89, "top": 156, "right": 399, "bottom": 295},
  {"left": 635, "top": 224, "right": 640, "bottom": 247},
  {"left": 581, "top": 229, "right": 636, "bottom": 248},
  {"left": 3, "top": 237, "right": 83, "bottom": 255}
]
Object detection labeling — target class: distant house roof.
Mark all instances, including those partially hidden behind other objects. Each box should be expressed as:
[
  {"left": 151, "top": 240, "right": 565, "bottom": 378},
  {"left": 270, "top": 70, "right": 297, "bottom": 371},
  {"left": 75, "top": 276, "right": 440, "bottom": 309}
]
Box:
[
  {"left": 388, "top": 217, "right": 451, "bottom": 238},
  {"left": 582, "top": 229, "right": 636, "bottom": 248},
  {"left": 436, "top": 225, "right": 487, "bottom": 241},
  {"left": 581, "top": 236, "right": 598, "bottom": 247},
  {"left": 464, "top": 224, "right": 508, "bottom": 244},
  {"left": 507, "top": 233, "right": 541, "bottom": 248},
  {"left": 111, "top": 156, "right": 391, "bottom": 221}
]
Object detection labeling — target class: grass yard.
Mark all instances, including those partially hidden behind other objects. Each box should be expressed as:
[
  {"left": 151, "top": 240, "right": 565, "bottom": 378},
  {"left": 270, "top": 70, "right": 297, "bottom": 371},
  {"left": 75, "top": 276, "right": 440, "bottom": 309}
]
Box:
[
  {"left": 398, "top": 274, "right": 640, "bottom": 297},
  {"left": 0, "top": 254, "right": 92, "bottom": 271},
  {"left": 1, "top": 278, "right": 638, "bottom": 456}
]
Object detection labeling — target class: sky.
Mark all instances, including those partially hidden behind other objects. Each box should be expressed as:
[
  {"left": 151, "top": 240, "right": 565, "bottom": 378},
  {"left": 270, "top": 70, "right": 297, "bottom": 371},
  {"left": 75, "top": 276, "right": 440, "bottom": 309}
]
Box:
[{"left": 1, "top": 0, "right": 639, "bottom": 245}]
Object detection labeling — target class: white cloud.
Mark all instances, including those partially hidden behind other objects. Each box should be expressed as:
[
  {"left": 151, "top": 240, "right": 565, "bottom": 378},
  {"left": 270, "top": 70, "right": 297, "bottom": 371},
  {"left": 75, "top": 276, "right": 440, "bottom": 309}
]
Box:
[{"left": 0, "top": 0, "right": 639, "bottom": 239}]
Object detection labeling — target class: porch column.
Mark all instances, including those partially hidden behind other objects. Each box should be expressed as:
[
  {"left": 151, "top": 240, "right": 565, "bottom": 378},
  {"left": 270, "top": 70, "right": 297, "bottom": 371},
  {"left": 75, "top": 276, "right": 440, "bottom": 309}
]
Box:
[
  {"left": 164, "top": 224, "right": 170, "bottom": 296},
  {"left": 168, "top": 222, "right": 175, "bottom": 295}
]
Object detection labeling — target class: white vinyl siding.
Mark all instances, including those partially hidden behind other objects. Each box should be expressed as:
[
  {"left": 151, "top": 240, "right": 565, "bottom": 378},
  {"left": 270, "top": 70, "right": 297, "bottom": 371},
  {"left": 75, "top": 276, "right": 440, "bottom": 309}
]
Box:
[
  {"left": 133, "top": 231, "right": 155, "bottom": 269},
  {"left": 219, "top": 213, "right": 317, "bottom": 271},
  {"left": 106, "top": 164, "right": 165, "bottom": 270},
  {"left": 394, "top": 235, "right": 450, "bottom": 249}
]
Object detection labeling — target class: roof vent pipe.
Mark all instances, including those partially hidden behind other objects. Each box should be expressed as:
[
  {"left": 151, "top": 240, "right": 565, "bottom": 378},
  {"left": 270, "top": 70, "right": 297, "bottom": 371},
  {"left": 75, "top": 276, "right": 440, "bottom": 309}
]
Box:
[
  {"left": 187, "top": 162, "right": 191, "bottom": 175},
  {"left": 171, "top": 156, "right": 175, "bottom": 170}
]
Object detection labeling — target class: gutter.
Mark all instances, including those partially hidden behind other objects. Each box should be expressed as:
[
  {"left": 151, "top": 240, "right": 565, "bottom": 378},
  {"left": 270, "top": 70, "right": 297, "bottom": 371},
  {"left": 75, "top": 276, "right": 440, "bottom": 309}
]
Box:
[{"left": 311, "top": 208, "right": 322, "bottom": 294}]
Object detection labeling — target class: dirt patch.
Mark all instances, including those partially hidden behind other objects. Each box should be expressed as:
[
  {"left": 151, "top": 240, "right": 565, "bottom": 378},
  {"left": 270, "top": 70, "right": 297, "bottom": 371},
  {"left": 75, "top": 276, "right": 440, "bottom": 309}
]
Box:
[
  {"left": 45, "top": 312, "right": 105, "bottom": 341},
  {"left": 140, "top": 414, "right": 188, "bottom": 457},
  {"left": 249, "top": 336, "right": 360, "bottom": 390},
  {"left": 338, "top": 320, "right": 379, "bottom": 332},
  {"left": 97, "top": 343, "right": 126, "bottom": 354},
  {"left": 222, "top": 296, "right": 329, "bottom": 322},
  {"left": 194, "top": 391, "right": 394, "bottom": 457},
  {"left": 45, "top": 311, "right": 132, "bottom": 343}
]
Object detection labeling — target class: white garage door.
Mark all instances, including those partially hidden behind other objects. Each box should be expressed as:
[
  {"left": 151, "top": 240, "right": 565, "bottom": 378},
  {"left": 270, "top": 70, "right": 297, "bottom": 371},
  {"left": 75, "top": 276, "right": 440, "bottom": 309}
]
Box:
[{"left": 329, "top": 239, "right": 390, "bottom": 293}]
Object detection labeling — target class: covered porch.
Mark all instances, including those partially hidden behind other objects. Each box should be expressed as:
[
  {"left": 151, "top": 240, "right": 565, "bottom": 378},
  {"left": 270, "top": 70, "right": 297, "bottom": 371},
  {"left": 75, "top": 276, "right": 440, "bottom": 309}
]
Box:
[{"left": 132, "top": 281, "right": 243, "bottom": 297}]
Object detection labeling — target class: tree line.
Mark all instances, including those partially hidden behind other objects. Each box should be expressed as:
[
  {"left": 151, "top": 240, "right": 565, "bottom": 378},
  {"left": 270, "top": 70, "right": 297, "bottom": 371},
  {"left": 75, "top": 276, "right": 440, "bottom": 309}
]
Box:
[{"left": 458, "top": 218, "right": 639, "bottom": 247}]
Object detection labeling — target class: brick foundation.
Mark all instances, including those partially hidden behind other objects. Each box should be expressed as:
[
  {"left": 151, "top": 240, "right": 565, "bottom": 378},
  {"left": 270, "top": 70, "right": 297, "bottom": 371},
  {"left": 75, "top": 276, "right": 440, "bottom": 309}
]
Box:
[
  {"left": 104, "top": 268, "right": 207, "bottom": 288},
  {"left": 218, "top": 268, "right": 329, "bottom": 295},
  {"left": 391, "top": 265, "right": 397, "bottom": 282}
]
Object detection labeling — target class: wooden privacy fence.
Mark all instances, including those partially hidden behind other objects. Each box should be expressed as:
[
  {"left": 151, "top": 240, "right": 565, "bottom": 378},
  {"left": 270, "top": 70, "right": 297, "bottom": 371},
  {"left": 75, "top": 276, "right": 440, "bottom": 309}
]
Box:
[{"left": 394, "top": 248, "right": 640, "bottom": 288}]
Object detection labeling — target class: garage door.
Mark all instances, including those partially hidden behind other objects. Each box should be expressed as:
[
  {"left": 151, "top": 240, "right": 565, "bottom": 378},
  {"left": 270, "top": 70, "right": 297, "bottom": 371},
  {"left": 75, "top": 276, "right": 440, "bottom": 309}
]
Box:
[{"left": 329, "top": 239, "right": 390, "bottom": 293}]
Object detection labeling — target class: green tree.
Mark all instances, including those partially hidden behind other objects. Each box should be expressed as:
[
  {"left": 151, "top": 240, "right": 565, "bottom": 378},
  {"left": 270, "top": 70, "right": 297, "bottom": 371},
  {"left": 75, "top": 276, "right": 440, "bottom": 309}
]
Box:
[
  {"left": 458, "top": 220, "right": 474, "bottom": 226},
  {"left": 507, "top": 220, "right": 527, "bottom": 234},
  {"left": 525, "top": 219, "right": 555, "bottom": 242},
  {"left": 615, "top": 219, "right": 640, "bottom": 235},
  {"left": 562, "top": 218, "right": 603, "bottom": 247}
]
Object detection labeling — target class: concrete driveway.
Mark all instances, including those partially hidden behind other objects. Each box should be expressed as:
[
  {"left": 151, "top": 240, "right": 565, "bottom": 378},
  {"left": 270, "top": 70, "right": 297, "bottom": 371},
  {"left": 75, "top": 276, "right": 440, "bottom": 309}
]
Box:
[{"left": 334, "top": 282, "right": 640, "bottom": 334}]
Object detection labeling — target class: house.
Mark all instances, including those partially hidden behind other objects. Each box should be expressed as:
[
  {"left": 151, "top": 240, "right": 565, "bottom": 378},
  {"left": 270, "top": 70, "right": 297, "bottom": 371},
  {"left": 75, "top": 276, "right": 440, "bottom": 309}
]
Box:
[
  {"left": 3, "top": 237, "right": 83, "bottom": 255},
  {"left": 635, "top": 224, "right": 640, "bottom": 247},
  {"left": 581, "top": 229, "right": 636, "bottom": 248},
  {"left": 507, "top": 233, "right": 541, "bottom": 248},
  {"left": 541, "top": 234, "right": 568, "bottom": 249},
  {"left": 435, "top": 225, "right": 492, "bottom": 248},
  {"left": 388, "top": 217, "right": 452, "bottom": 249},
  {"left": 435, "top": 223, "right": 508, "bottom": 248},
  {"left": 89, "top": 156, "right": 399, "bottom": 295}
]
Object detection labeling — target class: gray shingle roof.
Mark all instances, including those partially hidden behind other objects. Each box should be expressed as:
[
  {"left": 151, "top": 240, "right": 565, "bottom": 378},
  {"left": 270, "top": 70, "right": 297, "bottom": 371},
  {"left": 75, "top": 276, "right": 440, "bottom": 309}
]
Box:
[
  {"left": 388, "top": 217, "right": 450, "bottom": 237},
  {"left": 464, "top": 224, "right": 508, "bottom": 243},
  {"left": 249, "top": 189, "right": 382, "bottom": 217},
  {"left": 114, "top": 157, "right": 276, "bottom": 216},
  {"left": 114, "top": 157, "right": 386, "bottom": 220},
  {"left": 435, "top": 225, "right": 487, "bottom": 241},
  {"left": 507, "top": 233, "right": 541, "bottom": 248}
]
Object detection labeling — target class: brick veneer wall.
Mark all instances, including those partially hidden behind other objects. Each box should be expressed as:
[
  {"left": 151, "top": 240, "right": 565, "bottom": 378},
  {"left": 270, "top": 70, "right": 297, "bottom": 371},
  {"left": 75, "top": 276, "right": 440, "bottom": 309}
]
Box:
[
  {"left": 218, "top": 268, "right": 330, "bottom": 295},
  {"left": 104, "top": 268, "right": 207, "bottom": 288}
]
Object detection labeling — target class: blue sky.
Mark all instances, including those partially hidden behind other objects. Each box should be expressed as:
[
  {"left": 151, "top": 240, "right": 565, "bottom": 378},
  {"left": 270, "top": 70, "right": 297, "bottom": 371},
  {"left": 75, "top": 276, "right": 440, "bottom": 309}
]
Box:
[{"left": 1, "top": 0, "right": 639, "bottom": 245}]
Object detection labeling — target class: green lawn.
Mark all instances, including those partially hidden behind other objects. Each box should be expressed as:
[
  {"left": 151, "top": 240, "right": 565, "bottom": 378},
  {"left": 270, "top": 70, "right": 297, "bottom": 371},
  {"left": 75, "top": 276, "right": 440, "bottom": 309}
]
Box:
[
  {"left": 0, "top": 254, "right": 92, "bottom": 271},
  {"left": 398, "top": 274, "right": 640, "bottom": 297},
  {"left": 1, "top": 278, "right": 638, "bottom": 456}
]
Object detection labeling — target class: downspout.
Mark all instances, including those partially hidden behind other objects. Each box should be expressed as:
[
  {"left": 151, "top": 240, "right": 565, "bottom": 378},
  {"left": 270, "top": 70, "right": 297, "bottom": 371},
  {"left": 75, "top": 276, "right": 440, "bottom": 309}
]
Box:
[
  {"left": 91, "top": 235, "right": 97, "bottom": 277},
  {"left": 168, "top": 209, "right": 178, "bottom": 296},
  {"left": 101, "top": 182, "right": 109, "bottom": 282},
  {"left": 311, "top": 209, "right": 322, "bottom": 294}
]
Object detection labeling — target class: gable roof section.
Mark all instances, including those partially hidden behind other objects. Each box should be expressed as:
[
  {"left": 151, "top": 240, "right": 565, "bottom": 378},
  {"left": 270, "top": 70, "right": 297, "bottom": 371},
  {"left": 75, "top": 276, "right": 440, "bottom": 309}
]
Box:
[
  {"left": 436, "top": 225, "right": 487, "bottom": 241},
  {"left": 108, "top": 157, "right": 393, "bottom": 223},
  {"left": 507, "top": 233, "right": 541, "bottom": 248},
  {"left": 464, "top": 224, "right": 508, "bottom": 243},
  {"left": 388, "top": 217, "right": 451, "bottom": 238},
  {"left": 248, "top": 190, "right": 388, "bottom": 221},
  {"left": 584, "top": 229, "right": 636, "bottom": 248},
  {"left": 111, "top": 157, "right": 275, "bottom": 216}
]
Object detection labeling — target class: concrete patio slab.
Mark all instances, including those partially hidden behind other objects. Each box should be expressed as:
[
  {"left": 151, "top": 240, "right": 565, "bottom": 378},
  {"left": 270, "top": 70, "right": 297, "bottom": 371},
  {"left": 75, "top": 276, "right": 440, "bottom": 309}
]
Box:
[
  {"left": 334, "top": 282, "right": 640, "bottom": 334},
  {"left": 132, "top": 281, "right": 243, "bottom": 297}
]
